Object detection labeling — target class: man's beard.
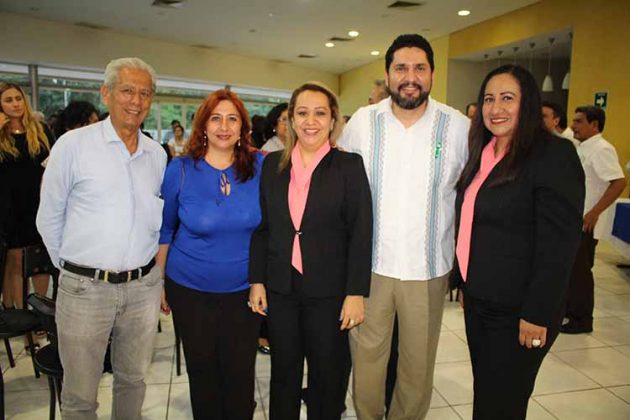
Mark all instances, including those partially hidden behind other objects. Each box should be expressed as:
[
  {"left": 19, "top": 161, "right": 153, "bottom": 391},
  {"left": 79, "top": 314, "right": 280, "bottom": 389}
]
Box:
[{"left": 390, "top": 82, "right": 429, "bottom": 110}]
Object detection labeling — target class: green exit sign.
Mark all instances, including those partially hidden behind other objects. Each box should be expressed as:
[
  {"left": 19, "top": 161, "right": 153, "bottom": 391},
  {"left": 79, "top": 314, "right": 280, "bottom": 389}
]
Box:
[{"left": 594, "top": 92, "right": 607, "bottom": 109}]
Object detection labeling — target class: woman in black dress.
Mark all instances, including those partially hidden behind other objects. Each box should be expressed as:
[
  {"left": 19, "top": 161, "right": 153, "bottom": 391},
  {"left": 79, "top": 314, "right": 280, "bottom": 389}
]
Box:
[{"left": 0, "top": 82, "right": 53, "bottom": 314}]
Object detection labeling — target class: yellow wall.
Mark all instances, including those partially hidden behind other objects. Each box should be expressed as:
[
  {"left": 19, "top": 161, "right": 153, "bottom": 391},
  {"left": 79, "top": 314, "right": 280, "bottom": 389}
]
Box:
[
  {"left": 0, "top": 12, "right": 338, "bottom": 93},
  {"left": 339, "top": 35, "right": 450, "bottom": 115},
  {"left": 449, "top": 0, "right": 630, "bottom": 178}
]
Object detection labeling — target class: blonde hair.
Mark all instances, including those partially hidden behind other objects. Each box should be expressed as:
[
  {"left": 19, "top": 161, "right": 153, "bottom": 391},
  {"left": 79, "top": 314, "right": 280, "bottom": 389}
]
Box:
[
  {"left": 279, "top": 81, "right": 344, "bottom": 171},
  {"left": 0, "top": 83, "right": 50, "bottom": 162}
]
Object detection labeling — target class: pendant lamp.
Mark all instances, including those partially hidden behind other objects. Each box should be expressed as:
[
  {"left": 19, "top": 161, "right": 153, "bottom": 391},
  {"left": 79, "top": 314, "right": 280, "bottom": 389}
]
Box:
[{"left": 542, "top": 37, "right": 555, "bottom": 92}]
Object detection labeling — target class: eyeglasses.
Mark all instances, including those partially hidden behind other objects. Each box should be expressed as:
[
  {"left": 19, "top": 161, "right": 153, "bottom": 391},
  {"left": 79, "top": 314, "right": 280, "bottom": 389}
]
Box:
[
  {"left": 277, "top": 117, "right": 288, "bottom": 125},
  {"left": 118, "top": 86, "right": 153, "bottom": 101}
]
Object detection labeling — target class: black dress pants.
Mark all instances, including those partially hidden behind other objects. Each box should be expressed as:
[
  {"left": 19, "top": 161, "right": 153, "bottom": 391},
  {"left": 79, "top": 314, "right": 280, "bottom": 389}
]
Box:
[
  {"left": 463, "top": 291, "right": 559, "bottom": 420},
  {"left": 166, "top": 277, "right": 260, "bottom": 420},
  {"left": 565, "top": 232, "right": 598, "bottom": 328},
  {"left": 267, "top": 269, "right": 349, "bottom": 420}
]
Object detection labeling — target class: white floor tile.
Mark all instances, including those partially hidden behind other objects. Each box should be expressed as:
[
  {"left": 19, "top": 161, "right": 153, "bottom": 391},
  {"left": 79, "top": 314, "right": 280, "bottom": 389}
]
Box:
[
  {"left": 590, "top": 317, "right": 630, "bottom": 345},
  {"left": 535, "top": 388, "right": 630, "bottom": 420},
  {"left": 553, "top": 347, "right": 630, "bottom": 387},
  {"left": 436, "top": 331, "right": 470, "bottom": 363},
  {"left": 550, "top": 330, "right": 607, "bottom": 352},
  {"left": 433, "top": 360, "right": 474, "bottom": 405},
  {"left": 452, "top": 399, "right": 556, "bottom": 420},
  {"left": 608, "top": 385, "right": 630, "bottom": 404},
  {"left": 3, "top": 389, "right": 61, "bottom": 419},
  {"left": 425, "top": 406, "right": 462, "bottom": 419},
  {"left": 532, "top": 353, "right": 600, "bottom": 395}
]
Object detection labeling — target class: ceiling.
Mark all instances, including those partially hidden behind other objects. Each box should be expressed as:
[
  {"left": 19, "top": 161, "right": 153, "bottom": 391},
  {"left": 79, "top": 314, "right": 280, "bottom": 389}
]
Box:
[{"left": 0, "top": 0, "right": 540, "bottom": 74}]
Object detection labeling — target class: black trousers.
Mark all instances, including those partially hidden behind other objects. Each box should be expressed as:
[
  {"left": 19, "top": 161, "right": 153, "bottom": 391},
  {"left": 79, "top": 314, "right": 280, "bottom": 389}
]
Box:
[
  {"left": 166, "top": 277, "right": 260, "bottom": 420},
  {"left": 565, "top": 232, "right": 598, "bottom": 328},
  {"left": 463, "top": 291, "right": 558, "bottom": 420},
  {"left": 267, "top": 269, "right": 350, "bottom": 420}
]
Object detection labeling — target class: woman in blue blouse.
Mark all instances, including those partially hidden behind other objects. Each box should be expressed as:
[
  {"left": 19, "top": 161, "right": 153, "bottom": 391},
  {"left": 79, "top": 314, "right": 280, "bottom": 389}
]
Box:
[{"left": 157, "top": 89, "right": 263, "bottom": 419}]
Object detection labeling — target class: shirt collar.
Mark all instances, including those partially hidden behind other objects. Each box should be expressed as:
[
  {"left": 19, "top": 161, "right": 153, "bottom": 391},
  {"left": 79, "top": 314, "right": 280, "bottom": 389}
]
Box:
[
  {"left": 291, "top": 141, "right": 331, "bottom": 181},
  {"left": 578, "top": 132, "right": 603, "bottom": 148},
  {"left": 102, "top": 117, "right": 153, "bottom": 157}
]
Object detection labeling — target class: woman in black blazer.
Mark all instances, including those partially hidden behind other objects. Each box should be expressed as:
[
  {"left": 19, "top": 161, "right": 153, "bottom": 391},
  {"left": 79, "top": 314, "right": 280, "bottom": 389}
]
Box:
[
  {"left": 249, "top": 82, "right": 372, "bottom": 419},
  {"left": 451, "top": 65, "right": 585, "bottom": 420}
]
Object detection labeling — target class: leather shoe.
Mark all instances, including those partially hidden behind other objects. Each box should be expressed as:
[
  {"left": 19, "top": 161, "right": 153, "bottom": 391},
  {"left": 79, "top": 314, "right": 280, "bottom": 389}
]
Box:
[{"left": 560, "top": 321, "right": 593, "bottom": 334}]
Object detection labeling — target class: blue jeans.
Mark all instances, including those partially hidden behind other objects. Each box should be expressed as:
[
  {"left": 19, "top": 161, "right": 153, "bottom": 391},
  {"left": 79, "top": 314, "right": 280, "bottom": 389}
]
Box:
[{"left": 56, "top": 264, "right": 162, "bottom": 420}]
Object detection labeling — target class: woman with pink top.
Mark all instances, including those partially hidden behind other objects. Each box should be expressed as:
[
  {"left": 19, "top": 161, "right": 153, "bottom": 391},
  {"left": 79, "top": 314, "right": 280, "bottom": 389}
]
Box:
[
  {"left": 248, "top": 82, "right": 372, "bottom": 420},
  {"left": 451, "top": 64, "right": 585, "bottom": 419}
]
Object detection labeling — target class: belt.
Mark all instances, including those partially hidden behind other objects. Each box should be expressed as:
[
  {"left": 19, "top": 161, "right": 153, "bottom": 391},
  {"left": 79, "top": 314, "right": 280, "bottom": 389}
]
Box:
[{"left": 61, "top": 259, "right": 156, "bottom": 284}]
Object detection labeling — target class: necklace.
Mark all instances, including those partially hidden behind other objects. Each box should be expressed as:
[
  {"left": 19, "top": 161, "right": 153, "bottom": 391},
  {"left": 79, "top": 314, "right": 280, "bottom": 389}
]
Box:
[{"left": 11, "top": 128, "right": 24, "bottom": 135}]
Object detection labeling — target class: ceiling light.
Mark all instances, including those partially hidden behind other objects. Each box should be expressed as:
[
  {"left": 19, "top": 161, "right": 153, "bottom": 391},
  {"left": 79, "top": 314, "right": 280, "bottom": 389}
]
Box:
[
  {"left": 325, "top": 42, "right": 335, "bottom": 48},
  {"left": 371, "top": 50, "right": 380, "bottom": 56},
  {"left": 348, "top": 30, "right": 359, "bottom": 37},
  {"left": 458, "top": 10, "right": 471, "bottom": 16}
]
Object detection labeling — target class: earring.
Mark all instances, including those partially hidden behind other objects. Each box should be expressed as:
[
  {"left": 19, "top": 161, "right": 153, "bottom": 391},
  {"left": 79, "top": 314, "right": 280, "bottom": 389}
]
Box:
[
  {"left": 236, "top": 137, "right": 241, "bottom": 148},
  {"left": 203, "top": 131, "right": 208, "bottom": 147}
]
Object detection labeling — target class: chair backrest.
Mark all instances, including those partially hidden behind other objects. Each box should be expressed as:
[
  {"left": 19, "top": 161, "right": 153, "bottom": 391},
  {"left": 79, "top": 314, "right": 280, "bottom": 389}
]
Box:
[
  {"left": 0, "top": 235, "right": 6, "bottom": 297},
  {"left": 23, "top": 245, "right": 60, "bottom": 301}
]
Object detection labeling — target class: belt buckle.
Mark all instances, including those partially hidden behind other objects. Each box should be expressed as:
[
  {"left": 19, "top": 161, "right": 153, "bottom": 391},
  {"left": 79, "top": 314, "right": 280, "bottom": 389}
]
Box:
[
  {"left": 127, "top": 271, "right": 132, "bottom": 282},
  {"left": 103, "top": 271, "right": 110, "bottom": 283}
]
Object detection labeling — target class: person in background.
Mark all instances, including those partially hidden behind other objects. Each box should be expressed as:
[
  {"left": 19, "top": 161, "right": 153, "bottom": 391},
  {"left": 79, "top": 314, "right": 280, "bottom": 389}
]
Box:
[
  {"left": 167, "top": 122, "right": 188, "bottom": 157},
  {"left": 158, "top": 89, "right": 263, "bottom": 419},
  {"left": 162, "top": 119, "right": 183, "bottom": 143},
  {"left": 0, "top": 82, "right": 53, "bottom": 329},
  {"left": 562, "top": 105, "right": 626, "bottom": 334},
  {"left": 542, "top": 101, "right": 578, "bottom": 146},
  {"left": 249, "top": 82, "right": 372, "bottom": 419},
  {"left": 465, "top": 102, "right": 477, "bottom": 119},
  {"left": 37, "top": 57, "right": 166, "bottom": 419},
  {"left": 251, "top": 115, "right": 267, "bottom": 149},
  {"left": 452, "top": 64, "right": 584, "bottom": 419},
  {"left": 368, "top": 79, "right": 389, "bottom": 105},
  {"left": 261, "top": 103, "right": 289, "bottom": 152},
  {"left": 52, "top": 100, "right": 99, "bottom": 139}
]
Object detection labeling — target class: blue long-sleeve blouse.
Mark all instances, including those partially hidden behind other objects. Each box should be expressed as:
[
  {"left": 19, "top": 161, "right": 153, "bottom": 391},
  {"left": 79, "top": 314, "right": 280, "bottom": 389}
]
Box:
[{"left": 159, "top": 153, "right": 264, "bottom": 293}]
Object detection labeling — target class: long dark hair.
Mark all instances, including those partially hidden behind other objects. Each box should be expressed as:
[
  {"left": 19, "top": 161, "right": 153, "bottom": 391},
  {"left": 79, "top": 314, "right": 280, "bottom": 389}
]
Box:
[
  {"left": 457, "top": 64, "right": 553, "bottom": 191},
  {"left": 187, "top": 89, "right": 256, "bottom": 182}
]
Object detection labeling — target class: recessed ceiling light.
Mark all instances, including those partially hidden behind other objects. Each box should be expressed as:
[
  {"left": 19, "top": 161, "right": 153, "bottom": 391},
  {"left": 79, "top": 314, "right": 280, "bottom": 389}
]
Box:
[
  {"left": 458, "top": 10, "right": 470, "bottom": 16},
  {"left": 348, "top": 30, "right": 359, "bottom": 37},
  {"left": 371, "top": 50, "right": 380, "bottom": 56},
  {"left": 325, "top": 42, "right": 335, "bottom": 48}
]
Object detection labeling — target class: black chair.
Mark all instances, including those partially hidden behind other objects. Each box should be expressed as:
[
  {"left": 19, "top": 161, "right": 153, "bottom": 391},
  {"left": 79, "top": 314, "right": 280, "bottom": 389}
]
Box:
[
  {"left": 0, "top": 244, "right": 41, "bottom": 380},
  {"left": 27, "top": 294, "right": 61, "bottom": 420}
]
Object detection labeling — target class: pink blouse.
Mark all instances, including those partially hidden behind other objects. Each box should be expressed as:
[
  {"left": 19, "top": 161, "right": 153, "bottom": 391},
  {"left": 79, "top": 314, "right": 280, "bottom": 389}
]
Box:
[
  {"left": 288, "top": 142, "right": 331, "bottom": 274},
  {"left": 455, "top": 137, "right": 505, "bottom": 281}
]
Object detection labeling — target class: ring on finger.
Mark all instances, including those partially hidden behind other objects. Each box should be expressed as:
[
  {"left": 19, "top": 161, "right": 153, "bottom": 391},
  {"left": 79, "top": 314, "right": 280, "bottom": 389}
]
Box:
[
  {"left": 247, "top": 301, "right": 252, "bottom": 308},
  {"left": 349, "top": 319, "right": 355, "bottom": 325},
  {"left": 532, "top": 338, "right": 541, "bottom": 348}
]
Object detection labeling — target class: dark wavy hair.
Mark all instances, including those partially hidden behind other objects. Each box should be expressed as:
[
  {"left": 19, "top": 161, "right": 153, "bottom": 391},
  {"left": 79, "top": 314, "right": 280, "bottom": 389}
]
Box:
[
  {"left": 52, "top": 100, "right": 98, "bottom": 138},
  {"left": 187, "top": 89, "right": 256, "bottom": 182},
  {"left": 385, "top": 34, "right": 435, "bottom": 72},
  {"left": 457, "top": 64, "right": 554, "bottom": 191},
  {"left": 264, "top": 102, "right": 288, "bottom": 140}
]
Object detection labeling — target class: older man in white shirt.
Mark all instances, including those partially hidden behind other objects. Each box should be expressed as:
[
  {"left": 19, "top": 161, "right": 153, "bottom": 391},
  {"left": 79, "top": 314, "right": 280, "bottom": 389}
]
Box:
[
  {"left": 339, "top": 34, "right": 469, "bottom": 419},
  {"left": 562, "top": 105, "right": 626, "bottom": 334},
  {"left": 37, "top": 57, "right": 166, "bottom": 420}
]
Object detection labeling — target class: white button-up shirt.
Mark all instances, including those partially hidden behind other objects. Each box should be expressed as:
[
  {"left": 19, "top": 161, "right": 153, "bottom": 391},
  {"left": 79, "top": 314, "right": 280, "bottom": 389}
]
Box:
[
  {"left": 576, "top": 133, "right": 624, "bottom": 240},
  {"left": 338, "top": 97, "right": 469, "bottom": 280},
  {"left": 37, "top": 118, "right": 167, "bottom": 271}
]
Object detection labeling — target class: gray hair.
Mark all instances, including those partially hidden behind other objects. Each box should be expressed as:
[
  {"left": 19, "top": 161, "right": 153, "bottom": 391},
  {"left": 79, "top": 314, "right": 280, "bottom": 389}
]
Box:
[{"left": 103, "top": 57, "right": 157, "bottom": 91}]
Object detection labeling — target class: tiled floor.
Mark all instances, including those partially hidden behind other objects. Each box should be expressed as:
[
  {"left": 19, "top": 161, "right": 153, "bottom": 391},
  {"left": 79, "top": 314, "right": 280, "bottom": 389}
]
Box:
[{"left": 2, "top": 241, "right": 630, "bottom": 419}]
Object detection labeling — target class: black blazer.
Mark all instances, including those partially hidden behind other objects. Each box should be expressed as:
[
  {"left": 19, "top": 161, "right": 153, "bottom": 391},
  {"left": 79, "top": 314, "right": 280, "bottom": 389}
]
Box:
[
  {"left": 249, "top": 148, "right": 373, "bottom": 298},
  {"left": 452, "top": 137, "right": 585, "bottom": 327}
]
